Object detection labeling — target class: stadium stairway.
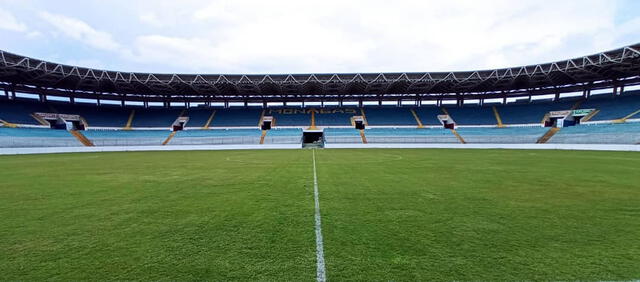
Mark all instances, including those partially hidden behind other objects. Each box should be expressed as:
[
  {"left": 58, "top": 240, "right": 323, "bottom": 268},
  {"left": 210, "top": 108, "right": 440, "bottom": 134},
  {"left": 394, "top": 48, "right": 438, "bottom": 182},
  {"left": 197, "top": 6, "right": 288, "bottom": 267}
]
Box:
[
  {"left": 537, "top": 127, "right": 560, "bottom": 143},
  {"left": 203, "top": 110, "right": 216, "bottom": 129},
  {"left": 162, "top": 131, "right": 177, "bottom": 145},
  {"left": 614, "top": 108, "right": 640, "bottom": 123},
  {"left": 70, "top": 130, "right": 94, "bottom": 146},
  {"left": 0, "top": 119, "right": 17, "bottom": 128},
  {"left": 359, "top": 129, "right": 367, "bottom": 143},
  {"left": 580, "top": 109, "right": 600, "bottom": 122},
  {"left": 258, "top": 109, "right": 266, "bottom": 127},
  {"left": 492, "top": 106, "right": 504, "bottom": 127},
  {"left": 360, "top": 108, "right": 369, "bottom": 126},
  {"left": 124, "top": 110, "right": 135, "bottom": 130},
  {"left": 260, "top": 130, "right": 267, "bottom": 144},
  {"left": 309, "top": 110, "right": 317, "bottom": 130},
  {"left": 450, "top": 129, "right": 466, "bottom": 144},
  {"left": 31, "top": 113, "right": 49, "bottom": 126},
  {"left": 410, "top": 109, "right": 424, "bottom": 128}
]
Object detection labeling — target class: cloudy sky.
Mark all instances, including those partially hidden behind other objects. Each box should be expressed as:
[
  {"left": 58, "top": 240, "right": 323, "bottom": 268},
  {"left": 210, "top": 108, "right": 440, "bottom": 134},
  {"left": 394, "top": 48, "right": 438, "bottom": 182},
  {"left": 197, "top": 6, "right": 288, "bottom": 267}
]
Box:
[{"left": 0, "top": 0, "right": 638, "bottom": 74}]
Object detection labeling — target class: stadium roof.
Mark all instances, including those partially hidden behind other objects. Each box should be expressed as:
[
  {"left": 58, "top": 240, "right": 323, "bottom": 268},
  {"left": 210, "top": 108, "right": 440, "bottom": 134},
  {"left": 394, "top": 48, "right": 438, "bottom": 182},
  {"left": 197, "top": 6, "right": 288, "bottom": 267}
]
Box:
[{"left": 0, "top": 44, "right": 639, "bottom": 103}]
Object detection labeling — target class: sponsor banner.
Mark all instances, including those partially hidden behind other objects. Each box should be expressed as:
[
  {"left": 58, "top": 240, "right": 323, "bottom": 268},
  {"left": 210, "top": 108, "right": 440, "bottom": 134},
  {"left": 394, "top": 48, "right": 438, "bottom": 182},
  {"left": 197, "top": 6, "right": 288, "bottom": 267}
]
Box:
[
  {"left": 572, "top": 109, "right": 594, "bottom": 116},
  {"left": 266, "top": 108, "right": 358, "bottom": 115},
  {"left": 34, "top": 112, "right": 81, "bottom": 121},
  {"left": 549, "top": 110, "right": 571, "bottom": 118}
]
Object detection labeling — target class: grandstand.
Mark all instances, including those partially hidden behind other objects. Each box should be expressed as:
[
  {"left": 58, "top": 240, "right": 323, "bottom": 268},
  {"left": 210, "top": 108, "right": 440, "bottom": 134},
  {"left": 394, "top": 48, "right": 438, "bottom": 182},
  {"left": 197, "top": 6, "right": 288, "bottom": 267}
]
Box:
[
  {"left": 0, "top": 45, "right": 637, "bottom": 150},
  {"left": 2, "top": 90, "right": 640, "bottom": 148},
  {"left": 0, "top": 44, "right": 639, "bottom": 149}
]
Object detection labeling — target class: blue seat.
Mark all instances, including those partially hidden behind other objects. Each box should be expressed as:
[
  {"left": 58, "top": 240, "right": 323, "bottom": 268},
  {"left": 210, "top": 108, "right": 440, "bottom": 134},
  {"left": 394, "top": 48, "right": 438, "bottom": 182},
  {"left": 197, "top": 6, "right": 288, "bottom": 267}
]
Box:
[
  {"left": 456, "top": 127, "right": 548, "bottom": 136},
  {"left": 581, "top": 92, "right": 640, "bottom": 121},
  {"left": 413, "top": 107, "right": 443, "bottom": 125},
  {"left": 54, "top": 103, "right": 130, "bottom": 127},
  {"left": 266, "top": 108, "right": 311, "bottom": 126},
  {"left": 176, "top": 129, "right": 262, "bottom": 137},
  {"left": 213, "top": 108, "right": 262, "bottom": 127},
  {"left": 365, "top": 107, "right": 416, "bottom": 125},
  {"left": 324, "top": 128, "right": 361, "bottom": 136},
  {"left": 549, "top": 122, "right": 640, "bottom": 144},
  {"left": 267, "top": 128, "right": 303, "bottom": 136},
  {"left": 445, "top": 106, "right": 496, "bottom": 125},
  {"left": 498, "top": 99, "right": 578, "bottom": 124},
  {"left": 315, "top": 108, "right": 357, "bottom": 126},
  {"left": 0, "top": 99, "right": 48, "bottom": 125},
  {"left": 0, "top": 127, "right": 73, "bottom": 137},
  {"left": 184, "top": 108, "right": 215, "bottom": 128},
  {"left": 83, "top": 129, "right": 171, "bottom": 138},
  {"left": 365, "top": 128, "right": 453, "bottom": 136},
  {"left": 132, "top": 108, "right": 182, "bottom": 128}
]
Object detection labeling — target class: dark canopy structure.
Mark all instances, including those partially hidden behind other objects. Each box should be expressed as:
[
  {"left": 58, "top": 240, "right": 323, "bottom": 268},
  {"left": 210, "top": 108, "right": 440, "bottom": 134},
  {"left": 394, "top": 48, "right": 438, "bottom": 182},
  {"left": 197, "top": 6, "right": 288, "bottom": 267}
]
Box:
[{"left": 0, "top": 43, "right": 639, "bottom": 104}]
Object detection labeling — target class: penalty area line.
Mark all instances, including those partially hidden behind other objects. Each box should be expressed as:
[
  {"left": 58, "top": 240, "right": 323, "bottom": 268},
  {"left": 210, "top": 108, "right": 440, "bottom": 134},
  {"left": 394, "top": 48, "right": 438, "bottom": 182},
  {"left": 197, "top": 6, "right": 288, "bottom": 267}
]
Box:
[{"left": 312, "top": 149, "right": 326, "bottom": 282}]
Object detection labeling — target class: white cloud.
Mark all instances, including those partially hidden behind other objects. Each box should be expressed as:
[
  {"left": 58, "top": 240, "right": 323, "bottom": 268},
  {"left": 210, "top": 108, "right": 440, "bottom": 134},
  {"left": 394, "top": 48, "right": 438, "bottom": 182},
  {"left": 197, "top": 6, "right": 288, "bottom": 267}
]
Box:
[
  {"left": 38, "top": 11, "right": 121, "bottom": 52},
  {"left": 3, "top": 0, "right": 633, "bottom": 73},
  {"left": 0, "top": 8, "right": 28, "bottom": 32},
  {"left": 127, "top": 0, "right": 621, "bottom": 72},
  {"left": 26, "top": 31, "right": 42, "bottom": 39},
  {"left": 138, "top": 12, "right": 163, "bottom": 27}
]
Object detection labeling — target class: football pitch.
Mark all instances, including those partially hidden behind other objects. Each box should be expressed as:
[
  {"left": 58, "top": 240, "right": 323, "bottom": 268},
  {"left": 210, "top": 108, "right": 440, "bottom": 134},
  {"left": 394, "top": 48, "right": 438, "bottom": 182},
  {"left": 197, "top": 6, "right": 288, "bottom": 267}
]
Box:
[{"left": 1, "top": 149, "right": 639, "bottom": 280}]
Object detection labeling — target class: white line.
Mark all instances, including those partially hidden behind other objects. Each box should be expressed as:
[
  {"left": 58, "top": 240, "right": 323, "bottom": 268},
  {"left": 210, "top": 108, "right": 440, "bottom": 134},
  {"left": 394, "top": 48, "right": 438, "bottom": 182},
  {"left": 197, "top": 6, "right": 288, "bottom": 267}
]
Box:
[{"left": 312, "top": 149, "right": 326, "bottom": 282}]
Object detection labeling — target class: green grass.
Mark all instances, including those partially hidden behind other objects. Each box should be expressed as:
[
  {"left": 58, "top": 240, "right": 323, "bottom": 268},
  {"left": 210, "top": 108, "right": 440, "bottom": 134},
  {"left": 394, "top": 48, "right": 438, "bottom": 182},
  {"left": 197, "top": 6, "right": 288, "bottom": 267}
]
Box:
[{"left": 1, "top": 149, "right": 640, "bottom": 280}]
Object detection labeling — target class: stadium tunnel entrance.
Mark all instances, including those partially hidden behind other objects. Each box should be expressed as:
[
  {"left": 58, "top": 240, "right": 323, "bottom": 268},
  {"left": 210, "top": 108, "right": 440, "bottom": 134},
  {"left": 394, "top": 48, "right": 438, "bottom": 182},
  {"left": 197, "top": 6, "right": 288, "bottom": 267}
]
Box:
[{"left": 303, "top": 130, "right": 324, "bottom": 145}]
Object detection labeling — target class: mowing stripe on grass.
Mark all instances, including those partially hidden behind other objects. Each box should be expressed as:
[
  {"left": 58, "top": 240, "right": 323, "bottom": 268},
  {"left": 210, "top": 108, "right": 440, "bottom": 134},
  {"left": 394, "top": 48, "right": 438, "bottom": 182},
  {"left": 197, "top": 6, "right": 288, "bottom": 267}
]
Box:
[{"left": 312, "top": 149, "right": 327, "bottom": 282}]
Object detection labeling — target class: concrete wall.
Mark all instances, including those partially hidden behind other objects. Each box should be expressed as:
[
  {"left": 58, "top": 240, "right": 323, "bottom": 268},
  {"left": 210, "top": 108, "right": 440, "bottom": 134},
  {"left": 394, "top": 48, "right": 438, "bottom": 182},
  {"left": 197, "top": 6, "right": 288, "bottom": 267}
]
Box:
[{"left": 1, "top": 143, "right": 638, "bottom": 155}]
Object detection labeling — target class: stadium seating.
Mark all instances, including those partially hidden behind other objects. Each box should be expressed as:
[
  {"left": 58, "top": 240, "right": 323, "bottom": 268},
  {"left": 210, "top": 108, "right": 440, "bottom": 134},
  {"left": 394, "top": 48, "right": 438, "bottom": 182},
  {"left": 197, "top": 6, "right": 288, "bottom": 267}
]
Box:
[
  {"left": 444, "top": 106, "right": 496, "bottom": 125},
  {"left": 413, "top": 107, "right": 443, "bottom": 125},
  {"left": 0, "top": 127, "right": 81, "bottom": 147},
  {"left": 548, "top": 122, "right": 640, "bottom": 144},
  {"left": 53, "top": 103, "right": 130, "bottom": 127},
  {"left": 264, "top": 128, "right": 303, "bottom": 144},
  {"left": 0, "top": 99, "right": 48, "bottom": 125},
  {"left": 364, "top": 107, "right": 417, "bottom": 126},
  {"left": 315, "top": 108, "right": 355, "bottom": 126},
  {"left": 170, "top": 129, "right": 264, "bottom": 145},
  {"left": 132, "top": 108, "right": 182, "bottom": 128},
  {"left": 2, "top": 95, "right": 640, "bottom": 148},
  {"left": 456, "top": 126, "right": 549, "bottom": 143},
  {"left": 212, "top": 108, "right": 262, "bottom": 127},
  {"left": 497, "top": 99, "right": 578, "bottom": 125},
  {"left": 184, "top": 108, "right": 215, "bottom": 128},
  {"left": 324, "top": 127, "right": 460, "bottom": 143},
  {"left": 83, "top": 129, "right": 170, "bottom": 146},
  {"left": 266, "top": 108, "right": 311, "bottom": 126},
  {"left": 364, "top": 128, "right": 459, "bottom": 143},
  {"left": 171, "top": 128, "right": 301, "bottom": 145},
  {"left": 580, "top": 93, "right": 640, "bottom": 121},
  {"left": 323, "top": 128, "right": 362, "bottom": 143}
]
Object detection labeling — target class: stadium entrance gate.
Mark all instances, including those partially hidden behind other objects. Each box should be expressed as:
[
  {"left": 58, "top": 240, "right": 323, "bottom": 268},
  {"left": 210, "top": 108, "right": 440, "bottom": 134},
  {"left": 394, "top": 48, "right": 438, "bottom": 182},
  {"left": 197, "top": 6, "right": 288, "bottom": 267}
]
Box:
[{"left": 303, "top": 130, "right": 324, "bottom": 148}]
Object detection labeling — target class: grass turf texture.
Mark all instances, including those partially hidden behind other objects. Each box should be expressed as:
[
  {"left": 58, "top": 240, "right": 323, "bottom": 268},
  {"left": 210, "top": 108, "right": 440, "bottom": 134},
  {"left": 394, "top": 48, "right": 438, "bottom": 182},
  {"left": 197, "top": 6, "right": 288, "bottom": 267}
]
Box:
[{"left": 0, "top": 149, "right": 639, "bottom": 280}]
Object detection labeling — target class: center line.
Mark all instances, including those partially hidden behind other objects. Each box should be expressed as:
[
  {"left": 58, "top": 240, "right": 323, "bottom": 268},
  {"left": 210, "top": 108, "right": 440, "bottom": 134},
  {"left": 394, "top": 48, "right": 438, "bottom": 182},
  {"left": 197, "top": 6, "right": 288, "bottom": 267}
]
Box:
[{"left": 312, "top": 149, "right": 327, "bottom": 282}]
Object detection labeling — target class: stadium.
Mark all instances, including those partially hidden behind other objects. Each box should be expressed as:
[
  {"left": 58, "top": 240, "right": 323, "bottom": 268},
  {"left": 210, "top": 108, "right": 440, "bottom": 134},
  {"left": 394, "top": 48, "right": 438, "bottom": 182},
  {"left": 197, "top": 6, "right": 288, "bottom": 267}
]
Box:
[
  {"left": 1, "top": 1, "right": 640, "bottom": 281},
  {"left": 2, "top": 44, "right": 640, "bottom": 149}
]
